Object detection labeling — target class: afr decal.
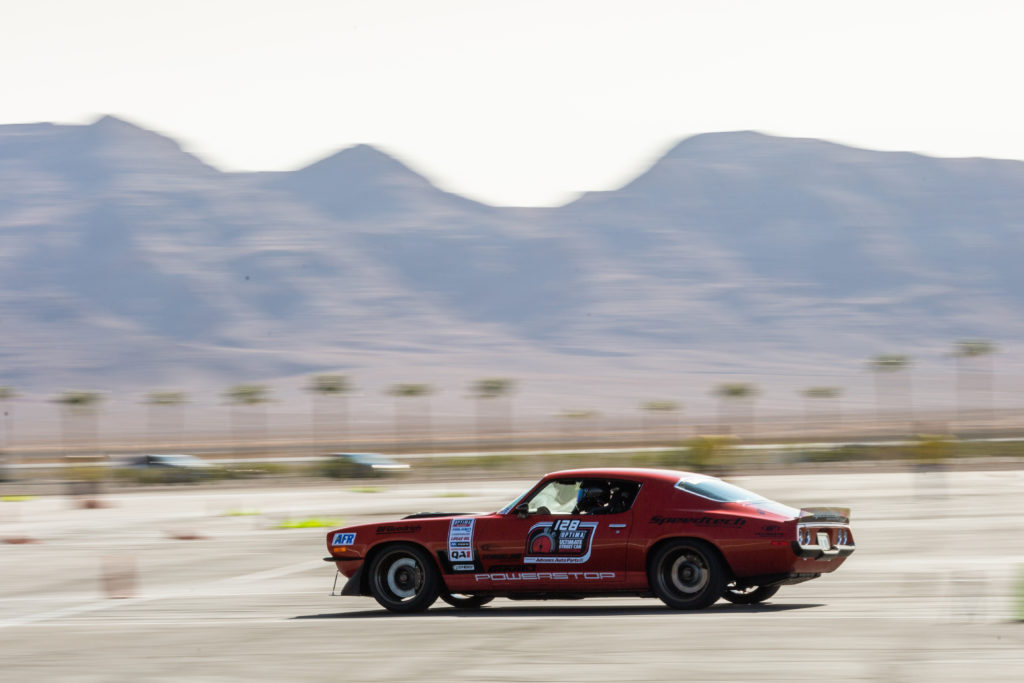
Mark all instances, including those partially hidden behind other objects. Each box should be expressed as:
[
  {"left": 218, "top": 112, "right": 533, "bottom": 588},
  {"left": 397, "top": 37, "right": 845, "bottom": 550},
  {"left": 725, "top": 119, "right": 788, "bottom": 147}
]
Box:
[
  {"left": 524, "top": 519, "right": 598, "bottom": 564},
  {"left": 332, "top": 532, "right": 356, "bottom": 546}
]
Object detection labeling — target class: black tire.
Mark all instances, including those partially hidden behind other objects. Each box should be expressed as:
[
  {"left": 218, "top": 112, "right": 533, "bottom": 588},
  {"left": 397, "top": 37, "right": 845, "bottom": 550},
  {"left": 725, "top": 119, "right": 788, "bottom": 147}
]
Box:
[
  {"left": 721, "top": 583, "right": 781, "bottom": 605},
  {"left": 648, "top": 539, "right": 726, "bottom": 610},
  {"left": 367, "top": 543, "right": 440, "bottom": 613},
  {"left": 440, "top": 593, "right": 494, "bottom": 609}
]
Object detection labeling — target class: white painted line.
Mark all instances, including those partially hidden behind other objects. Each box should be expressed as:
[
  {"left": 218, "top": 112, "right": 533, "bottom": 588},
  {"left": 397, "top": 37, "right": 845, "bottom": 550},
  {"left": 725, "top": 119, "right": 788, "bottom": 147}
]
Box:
[
  {"left": 216, "top": 559, "right": 325, "bottom": 584},
  {"left": 0, "top": 595, "right": 161, "bottom": 628},
  {"left": 0, "top": 558, "right": 328, "bottom": 629}
]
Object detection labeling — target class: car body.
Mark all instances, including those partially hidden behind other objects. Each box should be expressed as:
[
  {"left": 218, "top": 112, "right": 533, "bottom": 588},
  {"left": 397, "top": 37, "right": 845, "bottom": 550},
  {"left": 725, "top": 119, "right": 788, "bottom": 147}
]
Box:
[
  {"left": 325, "top": 452, "right": 411, "bottom": 478},
  {"left": 324, "top": 467, "right": 855, "bottom": 612}
]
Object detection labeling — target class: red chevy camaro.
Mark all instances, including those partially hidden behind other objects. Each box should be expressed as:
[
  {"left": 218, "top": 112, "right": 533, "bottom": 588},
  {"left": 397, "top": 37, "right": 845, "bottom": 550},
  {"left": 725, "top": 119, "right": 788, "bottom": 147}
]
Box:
[{"left": 324, "top": 467, "right": 855, "bottom": 612}]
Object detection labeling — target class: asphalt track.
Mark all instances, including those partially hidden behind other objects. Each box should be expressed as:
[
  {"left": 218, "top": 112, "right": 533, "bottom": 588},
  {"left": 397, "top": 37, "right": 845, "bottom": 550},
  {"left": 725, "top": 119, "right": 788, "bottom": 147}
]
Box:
[{"left": 1, "top": 470, "right": 1021, "bottom": 682}]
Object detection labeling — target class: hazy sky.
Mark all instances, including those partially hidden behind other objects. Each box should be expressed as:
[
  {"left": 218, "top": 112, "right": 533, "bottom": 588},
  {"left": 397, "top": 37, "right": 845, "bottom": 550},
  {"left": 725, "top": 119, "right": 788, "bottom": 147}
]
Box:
[{"left": 2, "top": 0, "right": 1022, "bottom": 205}]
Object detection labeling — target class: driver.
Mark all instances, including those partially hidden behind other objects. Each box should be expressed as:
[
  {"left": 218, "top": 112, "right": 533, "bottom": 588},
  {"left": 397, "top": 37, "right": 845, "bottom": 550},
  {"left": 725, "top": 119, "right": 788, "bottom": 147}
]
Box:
[{"left": 575, "top": 483, "right": 611, "bottom": 514}]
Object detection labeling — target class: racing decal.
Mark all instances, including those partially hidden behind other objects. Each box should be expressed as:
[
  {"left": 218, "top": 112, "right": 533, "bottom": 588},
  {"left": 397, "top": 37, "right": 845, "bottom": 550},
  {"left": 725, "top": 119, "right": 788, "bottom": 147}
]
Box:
[
  {"left": 474, "top": 571, "right": 616, "bottom": 582},
  {"left": 331, "top": 532, "right": 356, "bottom": 546},
  {"left": 436, "top": 550, "right": 483, "bottom": 574},
  {"left": 754, "top": 524, "right": 785, "bottom": 538},
  {"left": 524, "top": 519, "right": 598, "bottom": 564},
  {"left": 375, "top": 524, "right": 422, "bottom": 535},
  {"left": 482, "top": 553, "right": 521, "bottom": 561},
  {"left": 448, "top": 518, "right": 476, "bottom": 562},
  {"left": 649, "top": 515, "right": 746, "bottom": 528}
]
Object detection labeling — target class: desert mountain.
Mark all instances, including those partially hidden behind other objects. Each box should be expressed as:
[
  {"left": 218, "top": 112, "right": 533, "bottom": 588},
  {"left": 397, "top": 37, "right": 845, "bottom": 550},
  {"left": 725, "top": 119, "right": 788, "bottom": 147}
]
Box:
[{"left": 1, "top": 117, "right": 1022, "bottom": 402}]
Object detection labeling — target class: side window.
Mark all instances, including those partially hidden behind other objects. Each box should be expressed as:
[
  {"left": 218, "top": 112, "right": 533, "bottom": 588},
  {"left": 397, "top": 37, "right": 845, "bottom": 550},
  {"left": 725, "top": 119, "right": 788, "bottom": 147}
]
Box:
[
  {"left": 524, "top": 478, "right": 642, "bottom": 515},
  {"left": 606, "top": 480, "right": 641, "bottom": 514},
  {"left": 576, "top": 479, "right": 642, "bottom": 515}
]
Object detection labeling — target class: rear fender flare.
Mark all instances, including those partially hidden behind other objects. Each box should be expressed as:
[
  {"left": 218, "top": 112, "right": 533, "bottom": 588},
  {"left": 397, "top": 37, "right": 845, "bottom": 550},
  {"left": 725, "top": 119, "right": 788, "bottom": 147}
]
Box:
[{"left": 645, "top": 536, "right": 734, "bottom": 583}]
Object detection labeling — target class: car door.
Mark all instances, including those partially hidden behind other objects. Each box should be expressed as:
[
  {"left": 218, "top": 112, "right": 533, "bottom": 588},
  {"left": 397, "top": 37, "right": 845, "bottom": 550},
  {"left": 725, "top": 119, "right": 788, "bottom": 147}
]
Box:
[{"left": 445, "top": 478, "right": 636, "bottom": 593}]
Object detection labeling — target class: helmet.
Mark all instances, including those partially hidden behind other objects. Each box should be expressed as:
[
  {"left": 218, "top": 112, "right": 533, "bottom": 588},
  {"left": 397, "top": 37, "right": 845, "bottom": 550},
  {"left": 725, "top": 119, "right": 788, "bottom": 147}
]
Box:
[{"left": 576, "top": 485, "right": 610, "bottom": 513}]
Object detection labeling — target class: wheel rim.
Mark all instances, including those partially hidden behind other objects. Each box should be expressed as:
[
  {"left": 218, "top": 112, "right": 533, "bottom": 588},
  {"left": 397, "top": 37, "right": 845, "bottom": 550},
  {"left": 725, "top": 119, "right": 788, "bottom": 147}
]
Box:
[
  {"left": 666, "top": 551, "right": 709, "bottom": 594},
  {"left": 383, "top": 555, "right": 422, "bottom": 600},
  {"left": 726, "top": 582, "right": 758, "bottom": 596}
]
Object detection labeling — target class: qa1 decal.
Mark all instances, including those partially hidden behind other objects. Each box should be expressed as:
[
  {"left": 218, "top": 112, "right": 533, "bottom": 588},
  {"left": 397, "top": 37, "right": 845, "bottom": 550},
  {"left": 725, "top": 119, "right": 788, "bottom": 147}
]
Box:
[
  {"left": 524, "top": 519, "right": 598, "bottom": 564},
  {"left": 448, "top": 518, "right": 476, "bottom": 562}
]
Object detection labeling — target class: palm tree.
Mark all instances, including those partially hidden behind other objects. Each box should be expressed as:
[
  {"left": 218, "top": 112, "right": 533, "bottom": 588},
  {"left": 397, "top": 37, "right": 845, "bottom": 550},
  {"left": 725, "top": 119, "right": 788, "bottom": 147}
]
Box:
[
  {"left": 144, "top": 390, "right": 188, "bottom": 449},
  {"left": 713, "top": 383, "right": 757, "bottom": 436},
  {"left": 387, "top": 383, "right": 434, "bottom": 452},
  {"left": 307, "top": 374, "right": 353, "bottom": 451},
  {"left": 868, "top": 354, "right": 912, "bottom": 431},
  {"left": 470, "top": 378, "right": 516, "bottom": 450},
  {"left": 641, "top": 400, "right": 681, "bottom": 444},
  {"left": 223, "top": 384, "right": 271, "bottom": 455},
  {"left": 53, "top": 390, "right": 104, "bottom": 460},
  {"left": 951, "top": 340, "right": 997, "bottom": 427},
  {"left": 800, "top": 387, "right": 842, "bottom": 434}
]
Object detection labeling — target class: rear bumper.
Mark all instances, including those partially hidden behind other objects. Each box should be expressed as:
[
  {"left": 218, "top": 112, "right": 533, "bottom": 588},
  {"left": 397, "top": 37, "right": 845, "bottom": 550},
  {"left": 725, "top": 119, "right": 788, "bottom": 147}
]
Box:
[{"left": 791, "top": 542, "right": 856, "bottom": 560}]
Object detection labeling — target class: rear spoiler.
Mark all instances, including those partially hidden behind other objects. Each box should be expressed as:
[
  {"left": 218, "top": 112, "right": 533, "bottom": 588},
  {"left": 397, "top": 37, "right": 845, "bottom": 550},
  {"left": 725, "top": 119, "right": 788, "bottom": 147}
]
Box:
[{"left": 798, "top": 507, "right": 850, "bottom": 524}]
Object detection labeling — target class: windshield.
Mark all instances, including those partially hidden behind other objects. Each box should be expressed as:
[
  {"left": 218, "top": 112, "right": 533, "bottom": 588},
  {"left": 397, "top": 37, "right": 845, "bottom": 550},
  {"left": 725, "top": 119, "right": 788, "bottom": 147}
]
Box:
[{"left": 498, "top": 486, "right": 534, "bottom": 514}]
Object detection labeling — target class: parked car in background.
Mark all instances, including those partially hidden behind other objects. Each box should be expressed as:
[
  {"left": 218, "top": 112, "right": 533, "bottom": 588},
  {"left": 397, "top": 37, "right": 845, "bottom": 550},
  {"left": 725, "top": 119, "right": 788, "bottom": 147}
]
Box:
[
  {"left": 124, "top": 453, "right": 217, "bottom": 482},
  {"left": 323, "top": 453, "right": 411, "bottom": 478}
]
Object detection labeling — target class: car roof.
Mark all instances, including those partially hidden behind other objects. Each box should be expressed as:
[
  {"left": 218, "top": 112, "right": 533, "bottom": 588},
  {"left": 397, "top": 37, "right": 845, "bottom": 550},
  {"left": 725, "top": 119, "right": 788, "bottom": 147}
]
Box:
[{"left": 542, "top": 467, "right": 701, "bottom": 484}]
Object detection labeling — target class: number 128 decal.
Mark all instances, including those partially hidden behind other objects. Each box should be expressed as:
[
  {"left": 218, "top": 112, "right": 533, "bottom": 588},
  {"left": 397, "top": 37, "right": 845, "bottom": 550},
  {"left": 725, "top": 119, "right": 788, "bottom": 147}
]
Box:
[{"left": 525, "top": 520, "right": 598, "bottom": 564}]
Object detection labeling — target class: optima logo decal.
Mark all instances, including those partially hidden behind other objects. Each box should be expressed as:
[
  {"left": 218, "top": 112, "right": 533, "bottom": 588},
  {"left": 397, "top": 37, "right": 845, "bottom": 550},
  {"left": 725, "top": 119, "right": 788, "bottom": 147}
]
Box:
[{"left": 524, "top": 519, "right": 598, "bottom": 564}]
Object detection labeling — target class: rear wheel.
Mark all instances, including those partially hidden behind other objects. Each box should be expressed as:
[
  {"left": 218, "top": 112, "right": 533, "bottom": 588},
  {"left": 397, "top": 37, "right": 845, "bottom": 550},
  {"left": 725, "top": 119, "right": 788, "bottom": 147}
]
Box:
[
  {"left": 648, "top": 539, "right": 725, "bottom": 610},
  {"left": 440, "top": 593, "right": 494, "bottom": 609},
  {"left": 367, "top": 543, "right": 440, "bottom": 613},
  {"left": 721, "top": 583, "right": 780, "bottom": 605}
]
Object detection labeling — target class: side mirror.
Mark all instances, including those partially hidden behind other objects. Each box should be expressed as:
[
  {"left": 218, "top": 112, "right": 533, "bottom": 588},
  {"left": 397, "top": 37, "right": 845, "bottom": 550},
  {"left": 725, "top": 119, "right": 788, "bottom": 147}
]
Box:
[{"left": 515, "top": 502, "right": 529, "bottom": 519}]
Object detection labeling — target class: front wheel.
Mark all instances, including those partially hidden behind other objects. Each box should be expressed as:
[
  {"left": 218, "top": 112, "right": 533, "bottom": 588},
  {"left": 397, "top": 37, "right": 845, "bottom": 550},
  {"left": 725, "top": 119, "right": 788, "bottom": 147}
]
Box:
[
  {"left": 721, "top": 583, "right": 780, "bottom": 605},
  {"left": 367, "top": 543, "right": 440, "bottom": 613},
  {"left": 648, "top": 539, "right": 725, "bottom": 610},
  {"left": 440, "top": 593, "right": 494, "bottom": 609}
]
